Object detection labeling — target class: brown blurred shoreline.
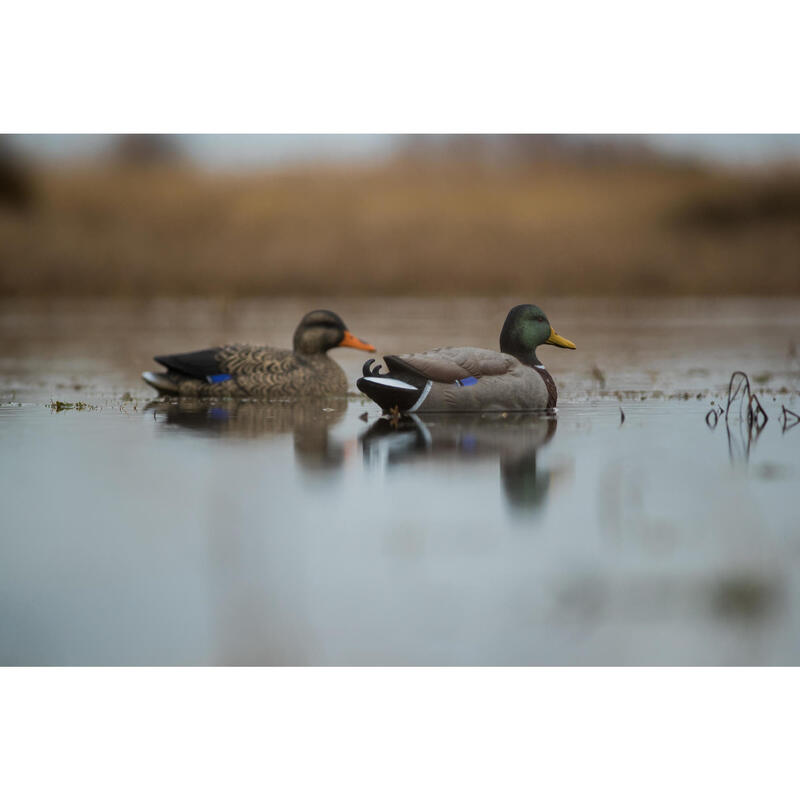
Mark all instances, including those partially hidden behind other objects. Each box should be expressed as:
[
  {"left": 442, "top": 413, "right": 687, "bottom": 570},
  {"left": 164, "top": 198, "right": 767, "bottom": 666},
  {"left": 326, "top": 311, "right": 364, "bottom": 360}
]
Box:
[{"left": 2, "top": 153, "right": 800, "bottom": 298}]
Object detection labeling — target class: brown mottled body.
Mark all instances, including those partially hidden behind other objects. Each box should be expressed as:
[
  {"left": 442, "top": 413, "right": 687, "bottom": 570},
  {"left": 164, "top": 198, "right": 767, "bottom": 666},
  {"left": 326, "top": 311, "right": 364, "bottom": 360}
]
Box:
[
  {"left": 171, "top": 345, "right": 347, "bottom": 399},
  {"left": 142, "top": 309, "right": 375, "bottom": 399}
]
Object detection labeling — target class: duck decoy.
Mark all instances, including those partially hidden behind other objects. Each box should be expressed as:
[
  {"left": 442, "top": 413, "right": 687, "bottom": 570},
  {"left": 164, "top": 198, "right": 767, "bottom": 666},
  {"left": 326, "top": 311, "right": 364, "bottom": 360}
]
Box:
[
  {"left": 147, "top": 397, "right": 348, "bottom": 470},
  {"left": 360, "top": 412, "right": 561, "bottom": 512},
  {"left": 142, "top": 309, "right": 375, "bottom": 398},
  {"left": 356, "top": 304, "right": 575, "bottom": 413}
]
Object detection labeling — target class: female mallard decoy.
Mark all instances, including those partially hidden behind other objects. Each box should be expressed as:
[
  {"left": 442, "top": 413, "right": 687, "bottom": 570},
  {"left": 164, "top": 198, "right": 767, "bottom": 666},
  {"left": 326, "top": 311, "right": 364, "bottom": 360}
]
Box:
[
  {"left": 142, "top": 309, "right": 375, "bottom": 398},
  {"left": 356, "top": 304, "right": 575, "bottom": 413}
]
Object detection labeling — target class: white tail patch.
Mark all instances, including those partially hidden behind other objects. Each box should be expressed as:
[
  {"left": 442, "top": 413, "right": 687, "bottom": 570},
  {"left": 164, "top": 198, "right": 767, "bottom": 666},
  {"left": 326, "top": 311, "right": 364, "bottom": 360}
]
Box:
[
  {"left": 362, "top": 376, "right": 418, "bottom": 390},
  {"left": 142, "top": 371, "right": 178, "bottom": 393}
]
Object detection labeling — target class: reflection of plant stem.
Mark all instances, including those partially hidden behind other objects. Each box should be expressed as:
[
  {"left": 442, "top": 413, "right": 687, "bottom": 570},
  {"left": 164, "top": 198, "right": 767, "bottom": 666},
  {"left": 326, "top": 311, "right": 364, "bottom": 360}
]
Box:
[{"left": 710, "top": 371, "right": 773, "bottom": 463}]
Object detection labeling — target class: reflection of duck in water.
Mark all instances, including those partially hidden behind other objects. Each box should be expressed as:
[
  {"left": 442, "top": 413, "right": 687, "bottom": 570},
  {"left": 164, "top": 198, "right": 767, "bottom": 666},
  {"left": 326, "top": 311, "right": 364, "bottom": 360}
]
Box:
[
  {"left": 146, "top": 397, "right": 347, "bottom": 471},
  {"left": 357, "top": 304, "right": 575, "bottom": 413},
  {"left": 361, "top": 412, "right": 559, "bottom": 512},
  {"left": 142, "top": 309, "right": 375, "bottom": 398}
]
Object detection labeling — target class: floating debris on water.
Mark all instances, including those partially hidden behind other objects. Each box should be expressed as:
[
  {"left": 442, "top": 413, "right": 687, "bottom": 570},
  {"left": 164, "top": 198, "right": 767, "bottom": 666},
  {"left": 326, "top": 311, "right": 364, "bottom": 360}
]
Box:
[
  {"left": 46, "top": 400, "right": 98, "bottom": 413},
  {"left": 388, "top": 405, "right": 402, "bottom": 428},
  {"left": 619, "top": 407, "right": 625, "bottom": 425},
  {"left": 596, "top": 388, "right": 712, "bottom": 402}
]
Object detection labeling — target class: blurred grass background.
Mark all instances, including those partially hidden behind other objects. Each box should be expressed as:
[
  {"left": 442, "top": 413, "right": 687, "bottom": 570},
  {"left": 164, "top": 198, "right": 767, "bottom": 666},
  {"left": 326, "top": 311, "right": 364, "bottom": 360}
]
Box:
[{"left": 1, "top": 134, "right": 799, "bottom": 297}]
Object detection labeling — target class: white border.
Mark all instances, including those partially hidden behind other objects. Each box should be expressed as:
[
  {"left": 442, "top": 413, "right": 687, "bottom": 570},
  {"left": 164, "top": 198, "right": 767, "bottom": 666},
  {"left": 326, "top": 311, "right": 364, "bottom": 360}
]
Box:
[
  {"left": 2, "top": 668, "right": 797, "bottom": 799},
  {"left": 3, "top": 2, "right": 800, "bottom": 132}
]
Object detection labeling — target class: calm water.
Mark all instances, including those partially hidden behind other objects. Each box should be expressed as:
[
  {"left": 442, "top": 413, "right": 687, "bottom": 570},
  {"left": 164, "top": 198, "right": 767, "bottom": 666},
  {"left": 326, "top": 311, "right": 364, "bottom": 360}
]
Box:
[{"left": 1, "top": 297, "right": 799, "bottom": 665}]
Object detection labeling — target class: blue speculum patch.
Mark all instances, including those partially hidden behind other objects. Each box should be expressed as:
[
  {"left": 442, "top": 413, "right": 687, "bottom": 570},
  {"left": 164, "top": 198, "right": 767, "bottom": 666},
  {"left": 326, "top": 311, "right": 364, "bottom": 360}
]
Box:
[
  {"left": 456, "top": 376, "right": 478, "bottom": 387},
  {"left": 206, "top": 373, "right": 232, "bottom": 384}
]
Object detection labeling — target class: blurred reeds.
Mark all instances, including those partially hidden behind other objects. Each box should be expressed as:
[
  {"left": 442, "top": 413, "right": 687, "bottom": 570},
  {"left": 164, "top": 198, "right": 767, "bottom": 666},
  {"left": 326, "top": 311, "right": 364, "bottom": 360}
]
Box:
[{"left": 2, "top": 149, "right": 800, "bottom": 297}]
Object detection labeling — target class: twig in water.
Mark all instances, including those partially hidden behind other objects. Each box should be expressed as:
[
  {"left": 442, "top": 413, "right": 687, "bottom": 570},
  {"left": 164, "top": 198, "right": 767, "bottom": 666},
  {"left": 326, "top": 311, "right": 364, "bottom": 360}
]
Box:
[
  {"left": 779, "top": 405, "right": 800, "bottom": 434},
  {"left": 711, "top": 371, "right": 770, "bottom": 463},
  {"left": 748, "top": 392, "right": 768, "bottom": 433},
  {"left": 725, "top": 371, "right": 752, "bottom": 422}
]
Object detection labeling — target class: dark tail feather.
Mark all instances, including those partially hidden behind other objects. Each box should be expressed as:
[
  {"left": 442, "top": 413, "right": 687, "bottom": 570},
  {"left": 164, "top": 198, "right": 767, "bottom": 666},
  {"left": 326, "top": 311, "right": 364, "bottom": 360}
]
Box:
[{"left": 356, "top": 357, "right": 429, "bottom": 413}]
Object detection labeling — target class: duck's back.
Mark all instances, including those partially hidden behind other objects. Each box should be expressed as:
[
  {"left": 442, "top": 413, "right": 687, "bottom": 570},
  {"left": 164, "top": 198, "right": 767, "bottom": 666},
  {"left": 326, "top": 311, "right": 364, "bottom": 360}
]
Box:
[
  {"left": 396, "top": 346, "right": 518, "bottom": 383},
  {"left": 218, "top": 343, "right": 296, "bottom": 377}
]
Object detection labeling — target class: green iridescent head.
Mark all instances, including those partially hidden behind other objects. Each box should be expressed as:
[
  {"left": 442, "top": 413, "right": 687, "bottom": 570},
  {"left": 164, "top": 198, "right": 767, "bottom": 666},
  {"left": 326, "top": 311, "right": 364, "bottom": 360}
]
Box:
[{"left": 499, "top": 304, "right": 576, "bottom": 364}]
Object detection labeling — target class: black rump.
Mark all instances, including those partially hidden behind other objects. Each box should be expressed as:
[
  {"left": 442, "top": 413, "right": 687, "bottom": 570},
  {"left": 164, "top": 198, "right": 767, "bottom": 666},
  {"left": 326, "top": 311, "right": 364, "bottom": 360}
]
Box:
[{"left": 154, "top": 348, "right": 223, "bottom": 380}]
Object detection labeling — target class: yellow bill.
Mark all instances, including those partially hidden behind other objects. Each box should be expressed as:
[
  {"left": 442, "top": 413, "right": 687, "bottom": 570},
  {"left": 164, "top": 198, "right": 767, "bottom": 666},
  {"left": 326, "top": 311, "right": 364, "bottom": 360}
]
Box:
[{"left": 545, "top": 327, "right": 576, "bottom": 349}]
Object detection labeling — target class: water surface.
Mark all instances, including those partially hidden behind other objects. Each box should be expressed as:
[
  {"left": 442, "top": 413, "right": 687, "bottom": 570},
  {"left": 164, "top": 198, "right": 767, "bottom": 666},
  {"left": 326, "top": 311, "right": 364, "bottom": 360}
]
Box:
[{"left": 1, "top": 297, "right": 799, "bottom": 664}]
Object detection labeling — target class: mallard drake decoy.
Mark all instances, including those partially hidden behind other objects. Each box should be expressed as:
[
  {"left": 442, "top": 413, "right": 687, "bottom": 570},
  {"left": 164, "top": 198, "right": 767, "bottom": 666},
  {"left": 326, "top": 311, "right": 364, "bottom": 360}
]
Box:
[
  {"left": 361, "top": 412, "right": 560, "bottom": 511},
  {"left": 356, "top": 304, "right": 575, "bottom": 413},
  {"left": 142, "top": 309, "right": 375, "bottom": 398}
]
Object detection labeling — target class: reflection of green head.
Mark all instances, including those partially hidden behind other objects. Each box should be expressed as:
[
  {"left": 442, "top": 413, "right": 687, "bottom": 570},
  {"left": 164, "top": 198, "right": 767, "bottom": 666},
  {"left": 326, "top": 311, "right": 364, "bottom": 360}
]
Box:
[
  {"left": 499, "top": 304, "right": 576, "bottom": 365},
  {"left": 499, "top": 415, "right": 559, "bottom": 512},
  {"left": 501, "top": 453, "right": 551, "bottom": 510}
]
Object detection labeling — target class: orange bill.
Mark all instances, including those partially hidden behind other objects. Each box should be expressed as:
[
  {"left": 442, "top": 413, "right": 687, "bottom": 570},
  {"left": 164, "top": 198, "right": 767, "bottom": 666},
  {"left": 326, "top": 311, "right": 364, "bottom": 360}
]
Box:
[{"left": 340, "top": 330, "right": 376, "bottom": 352}]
